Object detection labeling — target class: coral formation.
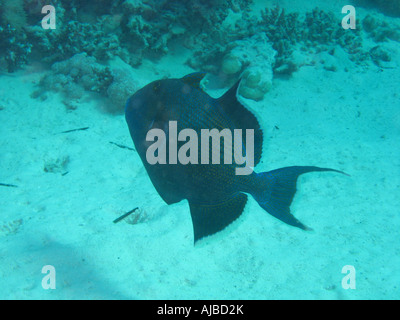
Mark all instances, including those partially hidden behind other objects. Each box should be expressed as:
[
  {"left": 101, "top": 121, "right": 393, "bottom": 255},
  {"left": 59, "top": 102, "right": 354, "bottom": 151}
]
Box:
[
  {"left": 119, "top": 0, "right": 253, "bottom": 66},
  {"left": 1, "top": 0, "right": 399, "bottom": 102},
  {"left": 220, "top": 33, "right": 276, "bottom": 101},
  {"left": 0, "top": 0, "right": 32, "bottom": 72},
  {"left": 40, "top": 53, "right": 113, "bottom": 97},
  {"left": 188, "top": 5, "right": 388, "bottom": 100},
  {"left": 1, "top": 0, "right": 254, "bottom": 71},
  {"left": 368, "top": 45, "right": 393, "bottom": 68},
  {"left": 0, "top": 24, "right": 32, "bottom": 72},
  {"left": 362, "top": 14, "right": 400, "bottom": 43},
  {"left": 0, "top": 0, "right": 27, "bottom": 31},
  {"left": 26, "top": 3, "right": 123, "bottom": 64},
  {"left": 106, "top": 68, "right": 138, "bottom": 112},
  {"left": 189, "top": 6, "right": 377, "bottom": 99},
  {"left": 37, "top": 53, "right": 137, "bottom": 113},
  {"left": 259, "top": 6, "right": 301, "bottom": 72},
  {"left": 259, "top": 7, "right": 366, "bottom": 73}
]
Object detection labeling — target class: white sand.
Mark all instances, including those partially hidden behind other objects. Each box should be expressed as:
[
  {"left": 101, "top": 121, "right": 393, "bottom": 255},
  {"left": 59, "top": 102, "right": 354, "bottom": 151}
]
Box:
[{"left": 0, "top": 2, "right": 399, "bottom": 300}]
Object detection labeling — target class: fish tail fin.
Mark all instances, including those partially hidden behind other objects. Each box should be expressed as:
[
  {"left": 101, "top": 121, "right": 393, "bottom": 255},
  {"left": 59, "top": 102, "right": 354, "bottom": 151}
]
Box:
[{"left": 252, "top": 166, "right": 347, "bottom": 230}]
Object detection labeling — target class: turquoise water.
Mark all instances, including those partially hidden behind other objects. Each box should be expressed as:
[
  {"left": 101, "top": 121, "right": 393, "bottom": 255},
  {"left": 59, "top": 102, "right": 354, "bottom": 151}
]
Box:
[{"left": 0, "top": 0, "right": 399, "bottom": 299}]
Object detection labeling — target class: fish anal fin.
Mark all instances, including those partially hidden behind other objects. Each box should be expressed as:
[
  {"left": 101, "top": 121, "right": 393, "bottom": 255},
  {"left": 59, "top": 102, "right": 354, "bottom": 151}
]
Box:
[{"left": 189, "top": 193, "right": 247, "bottom": 244}]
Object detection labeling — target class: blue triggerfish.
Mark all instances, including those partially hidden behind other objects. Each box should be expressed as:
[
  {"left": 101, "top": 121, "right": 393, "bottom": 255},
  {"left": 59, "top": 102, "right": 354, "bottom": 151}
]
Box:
[{"left": 125, "top": 72, "right": 345, "bottom": 243}]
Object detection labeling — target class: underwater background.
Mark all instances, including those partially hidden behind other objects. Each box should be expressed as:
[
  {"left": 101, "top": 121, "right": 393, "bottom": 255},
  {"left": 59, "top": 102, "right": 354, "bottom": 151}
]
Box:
[{"left": 0, "top": 0, "right": 399, "bottom": 299}]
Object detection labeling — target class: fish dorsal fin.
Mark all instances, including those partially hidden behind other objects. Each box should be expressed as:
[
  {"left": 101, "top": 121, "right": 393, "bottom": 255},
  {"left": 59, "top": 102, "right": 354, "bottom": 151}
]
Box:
[
  {"left": 181, "top": 72, "right": 207, "bottom": 89},
  {"left": 218, "top": 79, "right": 264, "bottom": 166}
]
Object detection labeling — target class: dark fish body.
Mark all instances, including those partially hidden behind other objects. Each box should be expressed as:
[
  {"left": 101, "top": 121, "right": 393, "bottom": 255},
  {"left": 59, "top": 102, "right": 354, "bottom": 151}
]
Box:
[{"left": 125, "top": 72, "right": 344, "bottom": 243}]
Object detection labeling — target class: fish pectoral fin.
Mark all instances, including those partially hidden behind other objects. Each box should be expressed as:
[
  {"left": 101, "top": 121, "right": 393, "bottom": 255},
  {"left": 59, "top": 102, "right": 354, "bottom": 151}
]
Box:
[{"left": 188, "top": 193, "right": 247, "bottom": 244}]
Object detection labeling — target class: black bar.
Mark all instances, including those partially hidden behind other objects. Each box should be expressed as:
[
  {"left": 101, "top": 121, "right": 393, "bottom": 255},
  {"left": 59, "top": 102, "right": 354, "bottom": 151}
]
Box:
[
  {"left": 113, "top": 207, "right": 139, "bottom": 223},
  {"left": 109, "top": 141, "right": 136, "bottom": 151},
  {"left": 0, "top": 183, "right": 18, "bottom": 188},
  {"left": 59, "top": 127, "right": 89, "bottom": 134}
]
